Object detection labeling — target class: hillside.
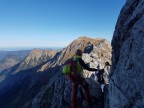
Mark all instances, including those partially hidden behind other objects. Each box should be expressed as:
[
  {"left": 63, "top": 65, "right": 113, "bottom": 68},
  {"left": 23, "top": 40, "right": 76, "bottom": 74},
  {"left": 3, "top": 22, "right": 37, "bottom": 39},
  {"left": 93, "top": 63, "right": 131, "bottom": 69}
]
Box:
[
  {"left": 14, "top": 48, "right": 58, "bottom": 73},
  {"left": 0, "top": 49, "right": 57, "bottom": 83},
  {"left": 0, "top": 50, "right": 30, "bottom": 72}
]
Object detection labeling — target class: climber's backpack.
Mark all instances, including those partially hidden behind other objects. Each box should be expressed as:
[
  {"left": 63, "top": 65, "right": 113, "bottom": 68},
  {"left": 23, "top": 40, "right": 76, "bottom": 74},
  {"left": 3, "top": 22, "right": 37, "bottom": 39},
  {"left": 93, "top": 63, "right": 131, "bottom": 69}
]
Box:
[{"left": 62, "top": 58, "right": 79, "bottom": 80}]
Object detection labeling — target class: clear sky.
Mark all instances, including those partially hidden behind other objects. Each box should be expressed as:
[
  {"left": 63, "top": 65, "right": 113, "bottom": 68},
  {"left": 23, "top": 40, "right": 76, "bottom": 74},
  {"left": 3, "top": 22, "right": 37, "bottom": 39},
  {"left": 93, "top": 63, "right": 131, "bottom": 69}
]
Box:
[{"left": 0, "top": 0, "right": 126, "bottom": 49}]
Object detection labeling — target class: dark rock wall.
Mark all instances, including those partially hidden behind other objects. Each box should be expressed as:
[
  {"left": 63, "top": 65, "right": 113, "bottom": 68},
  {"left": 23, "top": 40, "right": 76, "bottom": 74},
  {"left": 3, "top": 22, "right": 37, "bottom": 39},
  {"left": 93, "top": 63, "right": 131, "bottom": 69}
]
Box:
[{"left": 108, "top": 0, "right": 144, "bottom": 107}]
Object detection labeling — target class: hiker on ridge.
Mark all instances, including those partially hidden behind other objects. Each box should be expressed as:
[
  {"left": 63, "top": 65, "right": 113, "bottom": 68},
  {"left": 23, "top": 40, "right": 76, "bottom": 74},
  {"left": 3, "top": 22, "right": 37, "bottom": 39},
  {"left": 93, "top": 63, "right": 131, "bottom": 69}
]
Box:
[{"left": 63, "top": 49, "right": 104, "bottom": 108}]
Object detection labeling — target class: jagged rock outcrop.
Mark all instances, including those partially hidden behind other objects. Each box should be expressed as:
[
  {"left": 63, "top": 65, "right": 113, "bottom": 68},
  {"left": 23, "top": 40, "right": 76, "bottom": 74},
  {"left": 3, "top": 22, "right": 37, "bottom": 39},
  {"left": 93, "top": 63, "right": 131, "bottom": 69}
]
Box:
[
  {"left": 108, "top": 0, "right": 144, "bottom": 108},
  {"left": 32, "top": 37, "right": 111, "bottom": 108}
]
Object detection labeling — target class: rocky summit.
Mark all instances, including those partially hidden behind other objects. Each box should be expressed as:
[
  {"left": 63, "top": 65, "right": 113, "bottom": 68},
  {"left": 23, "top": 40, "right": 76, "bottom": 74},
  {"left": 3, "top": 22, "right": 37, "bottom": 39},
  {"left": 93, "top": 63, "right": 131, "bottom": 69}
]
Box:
[{"left": 107, "top": 0, "right": 144, "bottom": 108}]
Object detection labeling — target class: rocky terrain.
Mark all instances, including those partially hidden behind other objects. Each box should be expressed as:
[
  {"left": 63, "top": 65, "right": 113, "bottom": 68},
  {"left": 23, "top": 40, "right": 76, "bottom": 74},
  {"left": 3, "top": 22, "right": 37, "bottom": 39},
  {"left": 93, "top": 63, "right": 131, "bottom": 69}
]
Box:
[
  {"left": 0, "top": 37, "right": 111, "bottom": 108},
  {"left": 107, "top": 0, "right": 144, "bottom": 108},
  {"left": 32, "top": 37, "right": 112, "bottom": 108}
]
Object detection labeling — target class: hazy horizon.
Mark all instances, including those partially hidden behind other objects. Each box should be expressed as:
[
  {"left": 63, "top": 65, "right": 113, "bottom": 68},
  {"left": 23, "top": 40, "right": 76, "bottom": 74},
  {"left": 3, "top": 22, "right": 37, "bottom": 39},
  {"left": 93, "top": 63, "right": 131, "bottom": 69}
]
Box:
[{"left": 0, "top": 47, "right": 63, "bottom": 51}]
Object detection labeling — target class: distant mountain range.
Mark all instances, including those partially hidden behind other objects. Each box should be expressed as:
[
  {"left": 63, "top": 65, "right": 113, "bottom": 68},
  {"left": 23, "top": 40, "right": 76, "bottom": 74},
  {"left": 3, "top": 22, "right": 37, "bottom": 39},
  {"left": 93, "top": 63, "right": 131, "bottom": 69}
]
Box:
[
  {"left": 0, "top": 47, "right": 63, "bottom": 52},
  {"left": 0, "top": 50, "right": 31, "bottom": 72},
  {"left": 0, "top": 50, "right": 31, "bottom": 60},
  {"left": 0, "top": 49, "right": 58, "bottom": 82},
  {"left": 0, "top": 37, "right": 111, "bottom": 108}
]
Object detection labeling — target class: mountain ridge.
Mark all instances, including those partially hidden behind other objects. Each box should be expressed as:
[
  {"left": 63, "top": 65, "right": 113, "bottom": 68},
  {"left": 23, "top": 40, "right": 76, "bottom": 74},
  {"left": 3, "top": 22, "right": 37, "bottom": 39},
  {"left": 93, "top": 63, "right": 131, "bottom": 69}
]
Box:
[
  {"left": 32, "top": 37, "right": 111, "bottom": 108},
  {"left": 0, "top": 37, "right": 111, "bottom": 108}
]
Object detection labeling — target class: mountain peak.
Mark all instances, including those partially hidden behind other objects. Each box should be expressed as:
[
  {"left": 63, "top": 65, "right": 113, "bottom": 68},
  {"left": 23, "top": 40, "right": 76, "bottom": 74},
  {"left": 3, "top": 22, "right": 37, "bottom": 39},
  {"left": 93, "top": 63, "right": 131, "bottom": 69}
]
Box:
[
  {"left": 75, "top": 36, "right": 108, "bottom": 44},
  {"left": 78, "top": 36, "right": 106, "bottom": 41},
  {"left": 44, "top": 36, "right": 112, "bottom": 66}
]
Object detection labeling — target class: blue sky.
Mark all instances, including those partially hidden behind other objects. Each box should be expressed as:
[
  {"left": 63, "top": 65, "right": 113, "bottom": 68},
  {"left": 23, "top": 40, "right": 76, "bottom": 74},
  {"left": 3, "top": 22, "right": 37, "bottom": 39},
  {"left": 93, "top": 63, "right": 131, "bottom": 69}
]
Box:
[{"left": 0, "top": 0, "right": 126, "bottom": 48}]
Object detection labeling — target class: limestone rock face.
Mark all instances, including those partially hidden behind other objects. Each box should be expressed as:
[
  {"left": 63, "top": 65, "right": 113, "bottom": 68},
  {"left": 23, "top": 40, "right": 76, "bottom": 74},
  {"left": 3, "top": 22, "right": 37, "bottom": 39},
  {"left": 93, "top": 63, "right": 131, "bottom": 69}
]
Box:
[{"left": 108, "top": 0, "right": 144, "bottom": 107}]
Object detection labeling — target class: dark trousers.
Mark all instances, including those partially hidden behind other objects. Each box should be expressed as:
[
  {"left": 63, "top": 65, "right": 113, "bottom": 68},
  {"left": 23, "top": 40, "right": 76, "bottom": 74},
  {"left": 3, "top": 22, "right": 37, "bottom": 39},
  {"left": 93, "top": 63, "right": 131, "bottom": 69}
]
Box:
[{"left": 72, "top": 79, "right": 92, "bottom": 108}]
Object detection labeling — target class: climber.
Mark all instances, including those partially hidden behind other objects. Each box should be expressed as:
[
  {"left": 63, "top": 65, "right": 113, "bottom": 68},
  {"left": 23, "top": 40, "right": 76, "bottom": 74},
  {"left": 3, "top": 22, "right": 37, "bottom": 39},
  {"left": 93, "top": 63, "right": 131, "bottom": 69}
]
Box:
[
  {"left": 97, "top": 68, "right": 105, "bottom": 92},
  {"left": 96, "top": 62, "right": 111, "bottom": 92},
  {"left": 65, "top": 49, "right": 103, "bottom": 108}
]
